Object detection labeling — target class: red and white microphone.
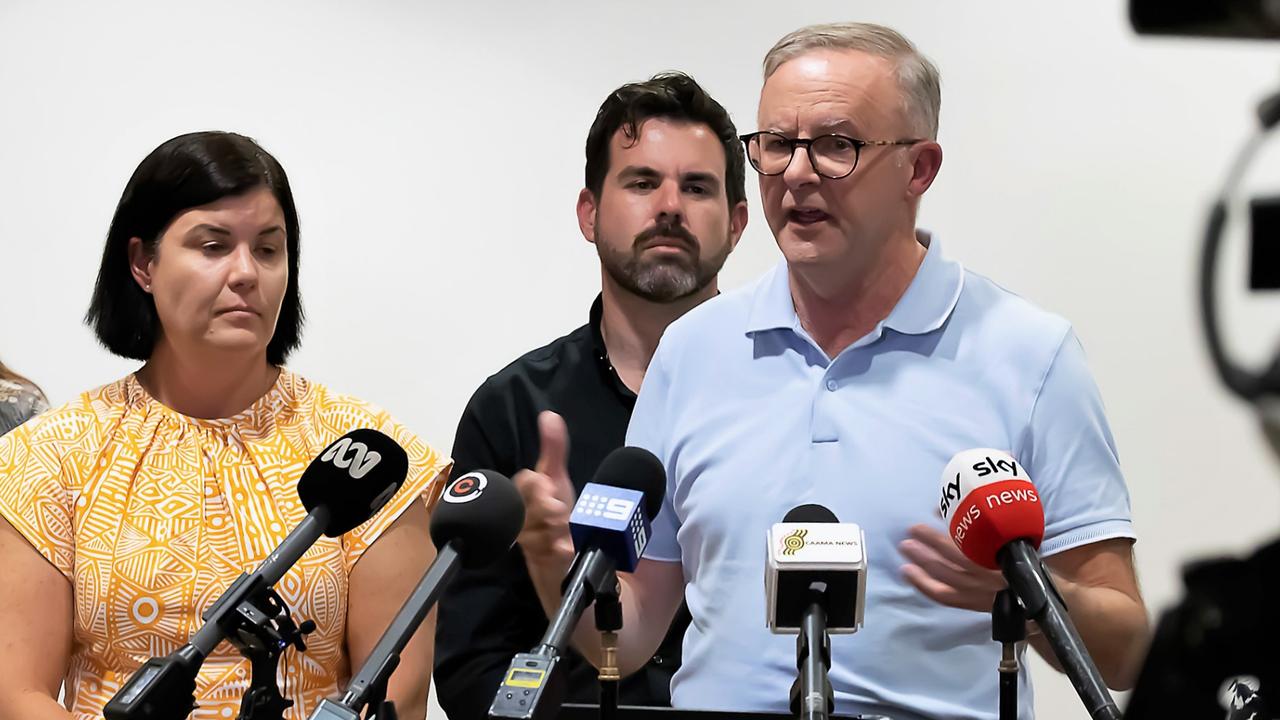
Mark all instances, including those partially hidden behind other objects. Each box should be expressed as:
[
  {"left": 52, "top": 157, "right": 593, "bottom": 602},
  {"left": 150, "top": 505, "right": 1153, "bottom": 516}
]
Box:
[
  {"left": 936, "top": 448, "right": 1122, "bottom": 720},
  {"left": 937, "top": 448, "right": 1044, "bottom": 570}
]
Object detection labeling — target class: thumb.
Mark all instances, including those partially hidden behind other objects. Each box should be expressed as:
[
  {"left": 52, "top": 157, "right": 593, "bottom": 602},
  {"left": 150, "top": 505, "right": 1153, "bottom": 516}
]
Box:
[{"left": 534, "top": 411, "right": 570, "bottom": 486}]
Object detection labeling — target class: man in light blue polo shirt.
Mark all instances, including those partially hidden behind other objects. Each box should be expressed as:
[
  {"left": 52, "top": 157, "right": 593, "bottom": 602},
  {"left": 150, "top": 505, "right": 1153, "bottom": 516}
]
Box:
[{"left": 513, "top": 21, "right": 1149, "bottom": 720}]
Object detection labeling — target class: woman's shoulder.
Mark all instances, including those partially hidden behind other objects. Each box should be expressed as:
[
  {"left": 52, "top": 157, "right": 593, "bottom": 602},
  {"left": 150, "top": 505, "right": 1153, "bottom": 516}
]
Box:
[
  {"left": 4, "top": 376, "right": 136, "bottom": 444},
  {"left": 286, "top": 372, "right": 402, "bottom": 432},
  {"left": 285, "top": 371, "right": 448, "bottom": 471}
]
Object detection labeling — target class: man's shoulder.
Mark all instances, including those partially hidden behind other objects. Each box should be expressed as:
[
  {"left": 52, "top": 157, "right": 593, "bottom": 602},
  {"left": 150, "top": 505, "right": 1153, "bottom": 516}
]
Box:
[
  {"left": 469, "top": 323, "right": 593, "bottom": 401},
  {"left": 955, "top": 267, "right": 1074, "bottom": 354}
]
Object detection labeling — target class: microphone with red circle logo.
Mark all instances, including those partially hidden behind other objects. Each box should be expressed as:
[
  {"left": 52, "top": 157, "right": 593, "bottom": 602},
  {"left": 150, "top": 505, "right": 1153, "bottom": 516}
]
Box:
[
  {"left": 310, "top": 469, "right": 525, "bottom": 720},
  {"left": 938, "top": 449, "right": 1121, "bottom": 720}
]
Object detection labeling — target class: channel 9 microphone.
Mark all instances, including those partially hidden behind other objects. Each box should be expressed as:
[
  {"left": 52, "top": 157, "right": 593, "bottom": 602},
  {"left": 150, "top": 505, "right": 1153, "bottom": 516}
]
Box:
[
  {"left": 105, "top": 429, "right": 410, "bottom": 720},
  {"left": 489, "top": 446, "right": 666, "bottom": 720},
  {"left": 308, "top": 469, "right": 526, "bottom": 720},
  {"left": 938, "top": 448, "right": 1121, "bottom": 720},
  {"left": 766, "top": 504, "right": 866, "bottom": 720}
]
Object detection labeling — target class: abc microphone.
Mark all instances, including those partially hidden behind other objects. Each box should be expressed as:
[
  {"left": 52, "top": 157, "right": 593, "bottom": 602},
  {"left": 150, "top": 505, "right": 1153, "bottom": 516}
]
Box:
[
  {"left": 105, "top": 429, "right": 410, "bottom": 720},
  {"left": 308, "top": 469, "right": 526, "bottom": 720},
  {"left": 766, "top": 504, "right": 867, "bottom": 720},
  {"left": 938, "top": 448, "right": 1121, "bottom": 720},
  {"left": 489, "top": 446, "right": 666, "bottom": 720}
]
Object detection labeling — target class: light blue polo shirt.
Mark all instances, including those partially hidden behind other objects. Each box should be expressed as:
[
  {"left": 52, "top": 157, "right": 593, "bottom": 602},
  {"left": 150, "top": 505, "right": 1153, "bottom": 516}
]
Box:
[{"left": 627, "top": 233, "right": 1135, "bottom": 720}]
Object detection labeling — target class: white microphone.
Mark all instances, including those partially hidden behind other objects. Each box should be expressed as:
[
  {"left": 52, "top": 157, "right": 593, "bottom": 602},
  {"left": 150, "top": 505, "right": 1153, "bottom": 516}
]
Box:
[{"left": 765, "top": 504, "right": 867, "bottom": 634}]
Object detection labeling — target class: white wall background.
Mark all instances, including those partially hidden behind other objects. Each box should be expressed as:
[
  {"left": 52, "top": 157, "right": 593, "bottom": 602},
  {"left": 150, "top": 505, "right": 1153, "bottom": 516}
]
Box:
[{"left": 2, "top": 1, "right": 1278, "bottom": 718}]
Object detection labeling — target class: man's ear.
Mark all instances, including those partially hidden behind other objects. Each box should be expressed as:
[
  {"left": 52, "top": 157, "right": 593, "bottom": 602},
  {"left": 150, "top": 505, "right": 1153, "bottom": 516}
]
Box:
[
  {"left": 727, "top": 200, "right": 748, "bottom": 252},
  {"left": 577, "top": 188, "right": 599, "bottom": 245},
  {"left": 907, "top": 141, "right": 943, "bottom": 198}
]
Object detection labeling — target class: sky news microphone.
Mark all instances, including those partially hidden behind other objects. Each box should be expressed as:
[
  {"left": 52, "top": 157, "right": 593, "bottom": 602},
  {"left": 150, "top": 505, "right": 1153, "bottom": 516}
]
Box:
[
  {"left": 938, "top": 448, "right": 1121, "bottom": 720},
  {"left": 105, "top": 429, "right": 410, "bottom": 720},
  {"left": 309, "top": 469, "right": 525, "bottom": 720},
  {"left": 489, "top": 446, "right": 666, "bottom": 720},
  {"left": 766, "top": 504, "right": 866, "bottom": 720}
]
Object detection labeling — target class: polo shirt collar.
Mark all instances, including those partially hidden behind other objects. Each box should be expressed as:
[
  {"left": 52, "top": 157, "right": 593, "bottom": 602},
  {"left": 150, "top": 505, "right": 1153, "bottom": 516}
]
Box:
[{"left": 746, "top": 230, "right": 964, "bottom": 338}]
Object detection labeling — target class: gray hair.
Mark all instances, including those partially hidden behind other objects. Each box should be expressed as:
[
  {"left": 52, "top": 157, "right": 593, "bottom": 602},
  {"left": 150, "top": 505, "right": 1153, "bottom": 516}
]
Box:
[{"left": 763, "top": 22, "right": 941, "bottom": 140}]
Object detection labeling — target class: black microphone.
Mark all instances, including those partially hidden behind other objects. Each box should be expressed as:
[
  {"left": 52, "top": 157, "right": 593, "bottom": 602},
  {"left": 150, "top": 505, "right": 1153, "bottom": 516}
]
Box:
[
  {"left": 309, "top": 469, "right": 526, "bottom": 720},
  {"left": 786, "top": 504, "right": 838, "bottom": 522},
  {"left": 104, "top": 429, "right": 410, "bottom": 720},
  {"left": 489, "top": 446, "right": 666, "bottom": 720}
]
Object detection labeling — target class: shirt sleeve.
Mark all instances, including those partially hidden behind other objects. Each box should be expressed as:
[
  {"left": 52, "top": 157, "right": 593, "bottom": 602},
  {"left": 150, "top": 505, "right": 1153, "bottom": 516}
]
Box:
[
  {"left": 628, "top": 346, "right": 681, "bottom": 564},
  {"left": 1017, "top": 329, "right": 1136, "bottom": 557},
  {"left": 340, "top": 410, "right": 451, "bottom": 573},
  {"left": 0, "top": 411, "right": 78, "bottom": 578}
]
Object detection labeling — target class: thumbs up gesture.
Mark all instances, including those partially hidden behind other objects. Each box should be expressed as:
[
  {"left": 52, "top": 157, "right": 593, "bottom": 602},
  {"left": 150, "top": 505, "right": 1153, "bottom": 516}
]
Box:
[{"left": 513, "top": 411, "right": 577, "bottom": 569}]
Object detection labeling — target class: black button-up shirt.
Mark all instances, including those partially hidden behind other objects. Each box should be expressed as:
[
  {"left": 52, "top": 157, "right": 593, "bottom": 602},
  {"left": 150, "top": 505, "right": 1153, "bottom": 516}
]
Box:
[{"left": 434, "top": 295, "right": 691, "bottom": 718}]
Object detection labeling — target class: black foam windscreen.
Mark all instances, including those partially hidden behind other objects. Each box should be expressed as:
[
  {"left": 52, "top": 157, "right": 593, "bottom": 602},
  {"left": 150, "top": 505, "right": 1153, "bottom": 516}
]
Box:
[
  {"left": 298, "top": 428, "right": 410, "bottom": 537},
  {"left": 429, "top": 469, "right": 526, "bottom": 569},
  {"left": 591, "top": 446, "right": 666, "bottom": 520},
  {"left": 783, "top": 503, "right": 838, "bottom": 523}
]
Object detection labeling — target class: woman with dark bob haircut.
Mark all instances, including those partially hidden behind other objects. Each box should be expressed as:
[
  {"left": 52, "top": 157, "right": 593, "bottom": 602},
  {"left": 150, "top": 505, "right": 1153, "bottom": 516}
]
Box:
[{"left": 0, "top": 132, "right": 447, "bottom": 720}]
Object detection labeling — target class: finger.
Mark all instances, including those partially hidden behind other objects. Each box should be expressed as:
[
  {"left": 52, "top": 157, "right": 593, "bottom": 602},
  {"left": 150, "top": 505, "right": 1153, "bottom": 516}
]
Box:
[
  {"left": 513, "top": 469, "right": 548, "bottom": 504},
  {"left": 534, "top": 411, "right": 570, "bottom": 484},
  {"left": 899, "top": 538, "right": 980, "bottom": 589},
  {"left": 909, "top": 524, "right": 1002, "bottom": 577},
  {"left": 907, "top": 524, "right": 965, "bottom": 558},
  {"left": 554, "top": 536, "right": 575, "bottom": 559},
  {"left": 514, "top": 471, "right": 566, "bottom": 520},
  {"left": 901, "top": 563, "right": 968, "bottom": 607}
]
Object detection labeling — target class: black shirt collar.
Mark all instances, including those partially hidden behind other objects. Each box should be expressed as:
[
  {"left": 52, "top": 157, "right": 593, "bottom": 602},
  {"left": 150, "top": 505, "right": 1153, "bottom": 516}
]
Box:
[{"left": 589, "top": 294, "right": 637, "bottom": 403}]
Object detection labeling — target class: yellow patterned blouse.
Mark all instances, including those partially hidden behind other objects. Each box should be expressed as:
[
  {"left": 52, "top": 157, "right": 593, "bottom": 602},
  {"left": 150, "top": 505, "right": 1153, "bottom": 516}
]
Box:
[{"left": 0, "top": 370, "right": 449, "bottom": 720}]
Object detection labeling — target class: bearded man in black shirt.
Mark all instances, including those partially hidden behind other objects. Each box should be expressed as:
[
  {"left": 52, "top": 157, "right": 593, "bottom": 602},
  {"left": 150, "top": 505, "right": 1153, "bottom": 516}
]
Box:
[{"left": 432, "top": 71, "right": 748, "bottom": 718}]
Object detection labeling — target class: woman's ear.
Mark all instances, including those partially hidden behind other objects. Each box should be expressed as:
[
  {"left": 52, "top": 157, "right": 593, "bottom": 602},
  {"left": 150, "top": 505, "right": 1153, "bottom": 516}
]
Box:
[{"left": 127, "top": 237, "right": 154, "bottom": 293}]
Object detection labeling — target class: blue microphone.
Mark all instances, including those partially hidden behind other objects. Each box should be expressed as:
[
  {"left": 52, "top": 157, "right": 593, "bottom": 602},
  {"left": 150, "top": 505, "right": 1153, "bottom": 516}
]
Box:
[
  {"left": 569, "top": 482, "right": 650, "bottom": 572},
  {"left": 489, "top": 447, "right": 665, "bottom": 719}
]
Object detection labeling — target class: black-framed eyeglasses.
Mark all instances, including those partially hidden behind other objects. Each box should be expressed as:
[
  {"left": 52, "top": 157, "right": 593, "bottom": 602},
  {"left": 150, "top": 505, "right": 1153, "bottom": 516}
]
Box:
[{"left": 739, "top": 131, "right": 923, "bottom": 179}]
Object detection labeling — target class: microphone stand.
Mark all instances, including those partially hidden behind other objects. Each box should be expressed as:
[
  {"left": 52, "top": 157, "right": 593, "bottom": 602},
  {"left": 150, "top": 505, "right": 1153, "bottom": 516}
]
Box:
[
  {"left": 991, "top": 590, "right": 1026, "bottom": 720},
  {"left": 226, "top": 585, "right": 317, "bottom": 720},
  {"left": 309, "top": 543, "right": 465, "bottom": 720},
  {"left": 103, "top": 573, "right": 315, "bottom": 720},
  {"left": 594, "top": 571, "right": 621, "bottom": 720},
  {"left": 489, "top": 550, "right": 615, "bottom": 719},
  {"left": 1000, "top": 544, "right": 1121, "bottom": 720},
  {"left": 790, "top": 585, "right": 834, "bottom": 720}
]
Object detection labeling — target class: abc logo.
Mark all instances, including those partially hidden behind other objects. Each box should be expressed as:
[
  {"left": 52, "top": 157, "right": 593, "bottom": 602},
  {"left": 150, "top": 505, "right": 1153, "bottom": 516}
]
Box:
[
  {"left": 443, "top": 472, "right": 488, "bottom": 504},
  {"left": 321, "top": 437, "right": 382, "bottom": 479}
]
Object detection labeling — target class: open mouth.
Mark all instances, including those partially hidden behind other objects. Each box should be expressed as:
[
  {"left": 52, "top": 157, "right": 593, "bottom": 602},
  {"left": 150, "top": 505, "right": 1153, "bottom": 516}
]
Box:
[{"left": 788, "top": 208, "right": 831, "bottom": 225}]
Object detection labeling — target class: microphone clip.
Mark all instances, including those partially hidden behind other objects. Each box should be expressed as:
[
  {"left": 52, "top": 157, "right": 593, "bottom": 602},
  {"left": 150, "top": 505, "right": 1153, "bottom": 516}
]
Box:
[
  {"left": 220, "top": 577, "right": 317, "bottom": 720},
  {"left": 103, "top": 578, "right": 316, "bottom": 720}
]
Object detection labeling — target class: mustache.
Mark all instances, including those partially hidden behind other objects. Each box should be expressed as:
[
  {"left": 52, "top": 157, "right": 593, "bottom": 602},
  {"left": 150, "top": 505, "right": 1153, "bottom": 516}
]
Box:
[{"left": 634, "top": 218, "right": 698, "bottom": 250}]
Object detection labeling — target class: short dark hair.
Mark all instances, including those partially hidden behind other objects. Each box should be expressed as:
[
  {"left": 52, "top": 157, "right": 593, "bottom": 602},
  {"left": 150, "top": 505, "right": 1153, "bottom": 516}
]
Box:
[
  {"left": 86, "top": 131, "right": 304, "bottom": 365},
  {"left": 585, "top": 72, "right": 746, "bottom": 208}
]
